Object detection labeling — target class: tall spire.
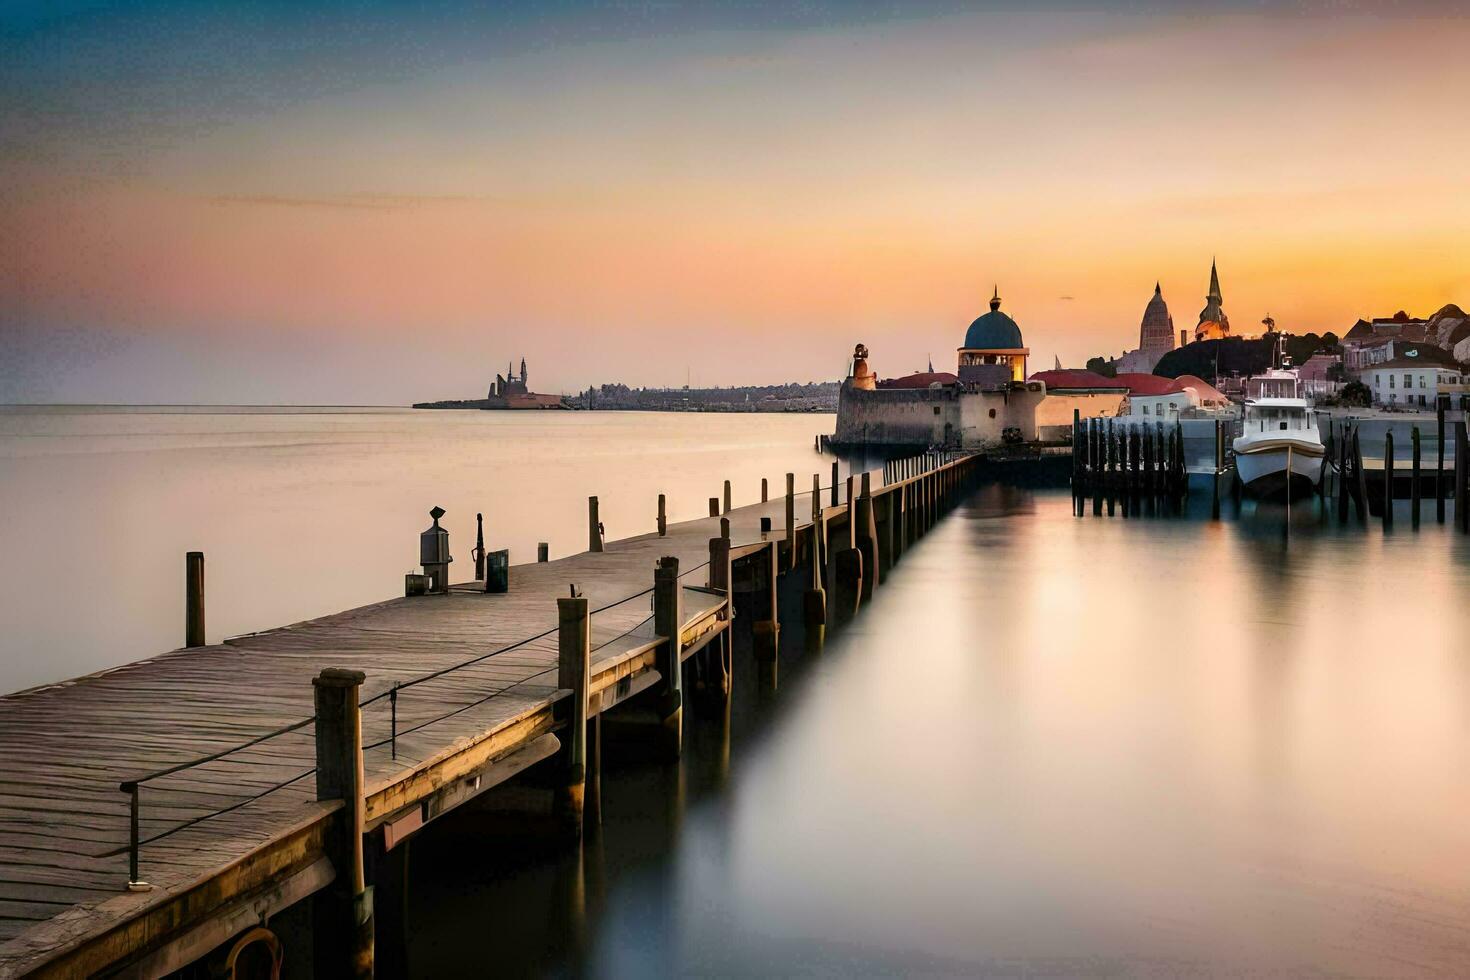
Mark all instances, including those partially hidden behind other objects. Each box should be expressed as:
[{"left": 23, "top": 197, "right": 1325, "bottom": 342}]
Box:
[
  {"left": 1207, "top": 259, "right": 1221, "bottom": 303},
  {"left": 990, "top": 285, "right": 1001, "bottom": 312}
]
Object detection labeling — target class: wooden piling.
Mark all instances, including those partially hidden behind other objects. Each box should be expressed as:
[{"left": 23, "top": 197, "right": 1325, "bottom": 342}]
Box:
[
  {"left": 785, "top": 472, "right": 796, "bottom": 559},
  {"left": 761, "top": 478, "right": 768, "bottom": 503},
  {"left": 653, "top": 557, "right": 683, "bottom": 758},
  {"left": 657, "top": 494, "right": 667, "bottom": 536},
  {"left": 1412, "top": 427, "right": 1422, "bottom": 529},
  {"left": 1383, "top": 431, "right": 1394, "bottom": 530},
  {"left": 752, "top": 542, "right": 780, "bottom": 674},
  {"left": 185, "top": 551, "right": 205, "bottom": 648},
  {"left": 554, "top": 595, "right": 590, "bottom": 831},
  {"left": 1459, "top": 420, "right": 1470, "bottom": 533},
  {"left": 1353, "top": 427, "right": 1369, "bottom": 524},
  {"left": 831, "top": 461, "right": 839, "bottom": 507},
  {"left": 1437, "top": 396, "right": 1447, "bottom": 523},
  {"left": 588, "top": 496, "right": 604, "bottom": 553},
  {"left": 1337, "top": 423, "right": 1349, "bottom": 524},
  {"left": 474, "top": 513, "right": 486, "bottom": 581},
  {"left": 833, "top": 548, "right": 862, "bottom": 621},
  {"left": 722, "top": 480, "right": 731, "bottom": 515},
  {"left": 538, "top": 542, "right": 549, "bottom": 562},
  {"left": 708, "top": 497, "right": 719, "bottom": 518},
  {"left": 312, "top": 668, "right": 372, "bottom": 979},
  {"left": 856, "top": 473, "right": 880, "bottom": 602},
  {"left": 706, "top": 535, "right": 734, "bottom": 701}
]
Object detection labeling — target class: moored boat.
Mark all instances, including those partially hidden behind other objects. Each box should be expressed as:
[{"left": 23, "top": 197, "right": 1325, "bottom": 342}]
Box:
[{"left": 1232, "top": 368, "right": 1325, "bottom": 499}]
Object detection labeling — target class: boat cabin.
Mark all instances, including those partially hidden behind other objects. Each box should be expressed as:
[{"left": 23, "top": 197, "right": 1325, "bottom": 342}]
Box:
[{"left": 1244, "top": 398, "right": 1317, "bottom": 434}]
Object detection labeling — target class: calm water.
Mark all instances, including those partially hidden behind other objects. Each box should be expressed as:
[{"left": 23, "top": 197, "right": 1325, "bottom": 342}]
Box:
[
  {"left": 406, "top": 488, "right": 1470, "bottom": 979},
  {"left": 8, "top": 409, "right": 1470, "bottom": 976},
  {"left": 0, "top": 407, "right": 836, "bottom": 693}
]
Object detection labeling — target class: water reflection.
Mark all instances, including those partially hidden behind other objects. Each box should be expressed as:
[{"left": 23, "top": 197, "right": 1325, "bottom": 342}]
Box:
[{"left": 406, "top": 487, "right": 1470, "bottom": 978}]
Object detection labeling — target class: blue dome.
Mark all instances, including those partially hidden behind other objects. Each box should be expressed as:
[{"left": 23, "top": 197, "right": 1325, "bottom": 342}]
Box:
[{"left": 962, "top": 290, "right": 1023, "bottom": 349}]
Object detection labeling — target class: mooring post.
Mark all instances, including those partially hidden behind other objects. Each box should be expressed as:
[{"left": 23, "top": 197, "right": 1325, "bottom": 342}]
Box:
[
  {"left": 833, "top": 547, "right": 862, "bottom": 621},
  {"left": 1459, "top": 420, "right": 1470, "bottom": 534},
  {"left": 1383, "top": 430, "right": 1395, "bottom": 530},
  {"left": 723, "top": 479, "right": 732, "bottom": 515},
  {"left": 312, "top": 668, "right": 372, "bottom": 979},
  {"left": 752, "top": 542, "right": 780, "bottom": 679},
  {"left": 185, "top": 551, "right": 205, "bottom": 648},
  {"left": 831, "top": 461, "right": 839, "bottom": 507},
  {"left": 1337, "top": 424, "right": 1350, "bottom": 525},
  {"left": 701, "top": 535, "right": 734, "bottom": 705},
  {"left": 1353, "top": 427, "right": 1369, "bottom": 524},
  {"left": 554, "top": 594, "right": 590, "bottom": 836},
  {"left": 653, "top": 557, "right": 683, "bottom": 758},
  {"left": 785, "top": 472, "right": 796, "bottom": 563},
  {"left": 1092, "top": 420, "right": 1103, "bottom": 516},
  {"left": 657, "top": 494, "right": 667, "bottom": 536},
  {"left": 1412, "top": 426, "right": 1422, "bottom": 529},
  {"left": 538, "top": 542, "right": 549, "bottom": 563},
  {"left": 761, "top": 478, "right": 769, "bottom": 503},
  {"left": 474, "top": 513, "right": 486, "bottom": 580},
  {"left": 588, "top": 496, "right": 603, "bottom": 553},
  {"left": 1072, "top": 409, "right": 1082, "bottom": 516},
  {"left": 855, "top": 472, "right": 881, "bottom": 600},
  {"left": 1106, "top": 420, "right": 1116, "bottom": 517},
  {"left": 1437, "top": 396, "right": 1447, "bottom": 523}
]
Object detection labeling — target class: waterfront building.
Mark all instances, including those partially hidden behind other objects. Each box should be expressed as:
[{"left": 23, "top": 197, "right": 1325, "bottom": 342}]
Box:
[
  {"left": 1116, "top": 373, "right": 1231, "bottom": 420},
  {"left": 1342, "top": 312, "right": 1430, "bottom": 370},
  {"left": 1028, "top": 368, "right": 1128, "bottom": 426},
  {"left": 1296, "top": 353, "right": 1343, "bottom": 398},
  {"left": 957, "top": 288, "right": 1029, "bottom": 384},
  {"left": 1358, "top": 346, "right": 1463, "bottom": 408},
  {"left": 833, "top": 288, "right": 1045, "bottom": 448},
  {"left": 1194, "top": 260, "right": 1231, "bottom": 343},
  {"left": 1116, "top": 283, "right": 1175, "bottom": 373}
]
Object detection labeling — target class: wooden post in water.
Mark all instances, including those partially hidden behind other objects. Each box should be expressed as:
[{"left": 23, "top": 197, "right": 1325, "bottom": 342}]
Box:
[
  {"left": 1412, "top": 427, "right": 1422, "bottom": 529},
  {"left": 856, "top": 473, "right": 880, "bottom": 601},
  {"left": 752, "top": 542, "right": 780, "bottom": 680},
  {"left": 554, "top": 594, "right": 590, "bottom": 832},
  {"left": 185, "top": 551, "right": 205, "bottom": 648},
  {"left": 785, "top": 472, "right": 796, "bottom": 563},
  {"left": 805, "top": 473, "right": 827, "bottom": 643},
  {"left": 312, "top": 667, "right": 372, "bottom": 979},
  {"left": 588, "top": 496, "right": 603, "bottom": 553},
  {"left": 1353, "top": 427, "right": 1369, "bottom": 525},
  {"left": 708, "top": 497, "right": 719, "bottom": 518},
  {"left": 1072, "top": 409, "right": 1081, "bottom": 516},
  {"left": 831, "top": 461, "right": 839, "bottom": 507},
  {"left": 1383, "top": 431, "right": 1394, "bottom": 530},
  {"left": 706, "top": 535, "right": 733, "bottom": 701},
  {"left": 1092, "top": 420, "right": 1103, "bottom": 516},
  {"left": 761, "top": 478, "right": 769, "bottom": 503},
  {"left": 657, "top": 494, "right": 667, "bottom": 536},
  {"left": 722, "top": 480, "right": 731, "bottom": 515},
  {"left": 1105, "top": 420, "right": 1116, "bottom": 517},
  {"left": 1437, "top": 396, "right": 1447, "bottom": 523},
  {"left": 538, "top": 542, "right": 549, "bottom": 562},
  {"left": 1212, "top": 420, "right": 1222, "bottom": 520},
  {"left": 653, "top": 557, "right": 683, "bottom": 758},
  {"left": 1459, "top": 420, "right": 1470, "bottom": 534},
  {"left": 474, "top": 513, "right": 486, "bottom": 580}
]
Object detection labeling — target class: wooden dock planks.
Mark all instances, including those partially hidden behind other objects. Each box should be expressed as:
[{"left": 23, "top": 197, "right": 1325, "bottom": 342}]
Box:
[{"left": 0, "top": 483, "right": 849, "bottom": 975}]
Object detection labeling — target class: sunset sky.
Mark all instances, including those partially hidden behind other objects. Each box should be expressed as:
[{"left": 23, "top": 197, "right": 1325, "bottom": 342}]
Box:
[{"left": 4, "top": 1, "right": 1470, "bottom": 404}]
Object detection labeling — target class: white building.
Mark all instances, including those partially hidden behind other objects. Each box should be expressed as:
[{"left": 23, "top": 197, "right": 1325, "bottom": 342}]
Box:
[{"left": 1360, "top": 351, "right": 1463, "bottom": 409}]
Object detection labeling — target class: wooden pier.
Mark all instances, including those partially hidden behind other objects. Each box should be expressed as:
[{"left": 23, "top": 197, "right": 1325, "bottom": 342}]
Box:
[{"left": 0, "top": 452, "right": 979, "bottom": 979}]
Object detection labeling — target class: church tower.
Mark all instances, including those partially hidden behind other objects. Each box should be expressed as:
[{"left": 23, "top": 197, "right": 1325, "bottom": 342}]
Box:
[
  {"left": 1194, "top": 260, "right": 1231, "bottom": 342},
  {"left": 1138, "top": 282, "right": 1175, "bottom": 357}
]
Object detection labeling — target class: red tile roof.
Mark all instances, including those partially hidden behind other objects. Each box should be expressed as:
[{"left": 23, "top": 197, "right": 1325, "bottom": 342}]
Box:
[{"left": 1027, "top": 369, "right": 1125, "bottom": 390}]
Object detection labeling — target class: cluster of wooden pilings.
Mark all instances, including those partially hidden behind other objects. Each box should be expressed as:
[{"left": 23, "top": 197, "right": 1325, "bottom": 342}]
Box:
[
  {"left": 1323, "top": 413, "right": 1470, "bottom": 532},
  {"left": 1069, "top": 409, "right": 1190, "bottom": 517}
]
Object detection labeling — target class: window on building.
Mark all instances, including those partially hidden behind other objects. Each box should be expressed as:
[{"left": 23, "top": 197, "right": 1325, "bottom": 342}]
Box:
[
  {"left": 1405, "top": 374, "right": 1413, "bottom": 389},
  {"left": 1375, "top": 374, "right": 1381, "bottom": 387},
  {"left": 1420, "top": 375, "right": 1427, "bottom": 388},
  {"left": 1169, "top": 402, "right": 1177, "bottom": 412},
  {"left": 933, "top": 406, "right": 940, "bottom": 415},
  {"left": 1389, "top": 375, "right": 1395, "bottom": 388},
  {"left": 1142, "top": 404, "right": 1150, "bottom": 415}
]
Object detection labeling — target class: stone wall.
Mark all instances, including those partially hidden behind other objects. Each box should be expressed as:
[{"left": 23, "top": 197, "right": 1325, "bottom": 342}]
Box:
[{"left": 835, "top": 381, "right": 1045, "bottom": 449}]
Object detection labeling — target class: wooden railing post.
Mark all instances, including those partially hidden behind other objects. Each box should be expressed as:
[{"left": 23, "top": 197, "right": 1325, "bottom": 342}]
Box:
[
  {"left": 588, "top": 496, "right": 603, "bottom": 553},
  {"left": 831, "top": 461, "right": 839, "bottom": 507},
  {"left": 723, "top": 480, "right": 732, "bottom": 515},
  {"left": 856, "top": 473, "right": 880, "bottom": 600},
  {"left": 653, "top": 557, "right": 683, "bottom": 758},
  {"left": 313, "top": 668, "right": 372, "bottom": 979},
  {"left": 554, "top": 595, "right": 590, "bottom": 836},
  {"left": 761, "top": 478, "right": 769, "bottom": 503},
  {"left": 704, "top": 536, "right": 733, "bottom": 703},
  {"left": 185, "top": 551, "right": 205, "bottom": 648},
  {"left": 657, "top": 493, "right": 667, "bottom": 536},
  {"left": 752, "top": 541, "right": 780, "bottom": 680},
  {"left": 784, "top": 472, "right": 796, "bottom": 562}
]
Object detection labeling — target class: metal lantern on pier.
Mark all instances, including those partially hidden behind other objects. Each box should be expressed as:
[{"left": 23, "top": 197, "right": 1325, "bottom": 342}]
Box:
[{"left": 420, "top": 506, "right": 452, "bottom": 594}]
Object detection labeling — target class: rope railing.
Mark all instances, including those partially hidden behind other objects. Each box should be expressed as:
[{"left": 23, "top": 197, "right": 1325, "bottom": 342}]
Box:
[{"left": 102, "top": 477, "right": 877, "bottom": 889}]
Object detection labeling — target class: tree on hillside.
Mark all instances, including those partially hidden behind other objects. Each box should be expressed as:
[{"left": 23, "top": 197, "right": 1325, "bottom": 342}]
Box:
[
  {"left": 1085, "top": 356, "right": 1117, "bottom": 378},
  {"left": 1154, "top": 337, "right": 1270, "bottom": 380},
  {"left": 1339, "top": 381, "right": 1372, "bottom": 407}
]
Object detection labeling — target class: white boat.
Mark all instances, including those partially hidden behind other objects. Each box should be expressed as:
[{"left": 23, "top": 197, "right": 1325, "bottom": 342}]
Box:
[{"left": 1232, "top": 369, "right": 1325, "bottom": 499}]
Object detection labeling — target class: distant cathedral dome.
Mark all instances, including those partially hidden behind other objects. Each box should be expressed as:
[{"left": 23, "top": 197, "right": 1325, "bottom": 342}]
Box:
[
  {"left": 1139, "top": 282, "right": 1175, "bottom": 355},
  {"left": 963, "top": 287, "right": 1025, "bottom": 350}
]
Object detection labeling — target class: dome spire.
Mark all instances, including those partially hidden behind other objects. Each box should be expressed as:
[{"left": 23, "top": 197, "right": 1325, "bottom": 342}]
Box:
[
  {"left": 990, "top": 285, "right": 1001, "bottom": 312},
  {"left": 1207, "top": 258, "right": 1221, "bottom": 303}
]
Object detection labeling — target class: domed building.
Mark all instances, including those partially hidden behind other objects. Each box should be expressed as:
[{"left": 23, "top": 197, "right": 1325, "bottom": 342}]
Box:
[
  {"left": 1116, "top": 282, "right": 1176, "bottom": 374},
  {"left": 958, "top": 287, "right": 1029, "bottom": 385},
  {"left": 831, "top": 286, "right": 1046, "bottom": 450}
]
